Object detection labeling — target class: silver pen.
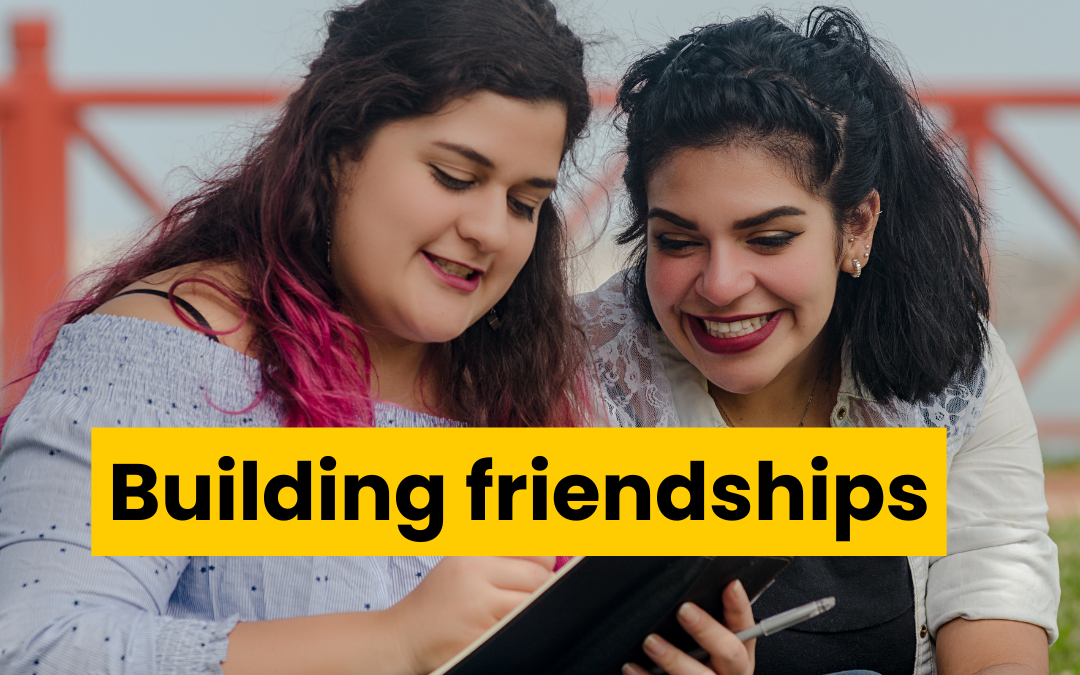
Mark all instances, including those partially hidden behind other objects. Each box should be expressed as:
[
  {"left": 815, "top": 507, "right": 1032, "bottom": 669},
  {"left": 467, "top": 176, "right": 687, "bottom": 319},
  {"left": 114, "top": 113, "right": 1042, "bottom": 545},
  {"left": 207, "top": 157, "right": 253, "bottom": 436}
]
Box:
[
  {"left": 733, "top": 595, "right": 836, "bottom": 641},
  {"left": 647, "top": 596, "right": 836, "bottom": 675}
]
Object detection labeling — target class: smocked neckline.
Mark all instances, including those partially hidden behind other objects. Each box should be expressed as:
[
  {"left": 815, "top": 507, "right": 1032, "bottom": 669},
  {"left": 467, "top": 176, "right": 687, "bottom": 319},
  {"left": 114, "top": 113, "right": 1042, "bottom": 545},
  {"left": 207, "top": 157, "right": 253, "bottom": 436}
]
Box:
[{"left": 47, "top": 314, "right": 456, "bottom": 427}]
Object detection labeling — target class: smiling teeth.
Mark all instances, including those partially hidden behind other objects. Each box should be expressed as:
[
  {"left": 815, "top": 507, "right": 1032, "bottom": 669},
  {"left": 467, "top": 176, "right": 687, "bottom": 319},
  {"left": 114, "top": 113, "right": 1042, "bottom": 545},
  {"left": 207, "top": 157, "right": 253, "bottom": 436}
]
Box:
[
  {"left": 702, "top": 314, "right": 772, "bottom": 338},
  {"left": 431, "top": 256, "right": 473, "bottom": 279}
]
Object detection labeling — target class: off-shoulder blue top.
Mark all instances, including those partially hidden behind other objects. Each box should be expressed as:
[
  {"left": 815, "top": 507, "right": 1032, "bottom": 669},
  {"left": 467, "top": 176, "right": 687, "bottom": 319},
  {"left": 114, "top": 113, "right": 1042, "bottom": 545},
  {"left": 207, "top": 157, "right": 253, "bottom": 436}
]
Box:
[{"left": 0, "top": 315, "right": 455, "bottom": 675}]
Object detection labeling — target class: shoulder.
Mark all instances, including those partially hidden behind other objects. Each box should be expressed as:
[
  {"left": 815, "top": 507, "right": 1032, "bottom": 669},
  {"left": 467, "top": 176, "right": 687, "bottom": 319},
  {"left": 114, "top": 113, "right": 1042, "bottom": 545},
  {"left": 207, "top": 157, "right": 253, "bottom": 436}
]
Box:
[
  {"left": 575, "top": 269, "right": 638, "bottom": 332},
  {"left": 93, "top": 262, "right": 255, "bottom": 356},
  {"left": 575, "top": 270, "right": 680, "bottom": 427}
]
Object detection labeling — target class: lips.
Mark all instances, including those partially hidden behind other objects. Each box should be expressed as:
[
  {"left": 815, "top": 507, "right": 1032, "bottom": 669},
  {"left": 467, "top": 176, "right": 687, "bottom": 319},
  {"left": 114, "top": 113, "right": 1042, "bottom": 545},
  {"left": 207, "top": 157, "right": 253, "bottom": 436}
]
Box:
[
  {"left": 422, "top": 252, "right": 482, "bottom": 292},
  {"left": 688, "top": 311, "right": 781, "bottom": 354}
]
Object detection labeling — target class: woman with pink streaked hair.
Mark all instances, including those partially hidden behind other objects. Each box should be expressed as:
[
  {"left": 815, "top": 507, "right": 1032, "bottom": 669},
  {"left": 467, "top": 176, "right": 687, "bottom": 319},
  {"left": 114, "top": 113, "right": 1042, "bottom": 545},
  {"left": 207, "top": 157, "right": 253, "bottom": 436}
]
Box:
[{"left": 0, "top": 1, "right": 602, "bottom": 673}]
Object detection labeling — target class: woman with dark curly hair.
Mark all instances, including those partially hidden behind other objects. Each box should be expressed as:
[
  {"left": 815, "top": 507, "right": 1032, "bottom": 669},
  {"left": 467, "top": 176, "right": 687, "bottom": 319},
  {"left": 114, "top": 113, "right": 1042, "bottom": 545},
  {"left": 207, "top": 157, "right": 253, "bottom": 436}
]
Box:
[
  {"left": 581, "top": 8, "right": 1058, "bottom": 675},
  {"left": 0, "top": 0, "right": 597, "bottom": 673}
]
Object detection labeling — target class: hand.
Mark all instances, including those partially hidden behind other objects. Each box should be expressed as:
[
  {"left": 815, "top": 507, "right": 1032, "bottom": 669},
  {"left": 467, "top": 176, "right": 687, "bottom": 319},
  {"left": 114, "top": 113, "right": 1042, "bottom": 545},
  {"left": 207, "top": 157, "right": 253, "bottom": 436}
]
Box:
[
  {"left": 623, "top": 580, "right": 756, "bottom": 675},
  {"left": 386, "top": 556, "right": 555, "bottom": 674}
]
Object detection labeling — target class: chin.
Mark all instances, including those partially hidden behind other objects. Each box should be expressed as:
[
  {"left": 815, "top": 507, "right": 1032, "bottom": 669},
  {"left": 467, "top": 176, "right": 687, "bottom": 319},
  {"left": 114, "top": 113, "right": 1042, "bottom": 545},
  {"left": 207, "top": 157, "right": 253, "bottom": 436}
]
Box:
[
  {"left": 407, "top": 317, "right": 477, "bottom": 344},
  {"left": 696, "top": 362, "right": 774, "bottom": 396}
]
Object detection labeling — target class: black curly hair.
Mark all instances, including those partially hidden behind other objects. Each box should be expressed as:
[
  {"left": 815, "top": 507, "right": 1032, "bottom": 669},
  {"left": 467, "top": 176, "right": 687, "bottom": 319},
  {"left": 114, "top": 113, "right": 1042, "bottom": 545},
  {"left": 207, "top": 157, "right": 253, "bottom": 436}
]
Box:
[{"left": 615, "top": 7, "right": 990, "bottom": 403}]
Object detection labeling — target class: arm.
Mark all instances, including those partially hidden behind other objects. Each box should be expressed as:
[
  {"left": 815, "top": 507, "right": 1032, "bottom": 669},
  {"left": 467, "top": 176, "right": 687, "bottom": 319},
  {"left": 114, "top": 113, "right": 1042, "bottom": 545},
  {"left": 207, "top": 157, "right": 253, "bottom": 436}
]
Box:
[
  {"left": 927, "top": 326, "right": 1058, "bottom": 674},
  {"left": 0, "top": 388, "right": 227, "bottom": 675},
  {"left": 0, "top": 309, "right": 553, "bottom": 674},
  {"left": 936, "top": 618, "right": 1048, "bottom": 675},
  {"left": 220, "top": 556, "right": 555, "bottom": 675}
]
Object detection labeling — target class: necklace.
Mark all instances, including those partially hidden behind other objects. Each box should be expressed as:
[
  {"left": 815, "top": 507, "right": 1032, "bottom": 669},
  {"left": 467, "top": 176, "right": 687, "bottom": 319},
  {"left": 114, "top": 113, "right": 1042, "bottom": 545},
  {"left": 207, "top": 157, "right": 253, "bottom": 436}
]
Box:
[{"left": 710, "top": 358, "right": 828, "bottom": 428}]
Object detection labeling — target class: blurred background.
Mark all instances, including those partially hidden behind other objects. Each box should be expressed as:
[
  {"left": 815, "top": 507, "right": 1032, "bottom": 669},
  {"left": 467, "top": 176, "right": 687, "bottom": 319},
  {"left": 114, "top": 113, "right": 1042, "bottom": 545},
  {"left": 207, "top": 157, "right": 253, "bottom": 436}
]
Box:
[{"left": 0, "top": 0, "right": 1079, "bottom": 666}]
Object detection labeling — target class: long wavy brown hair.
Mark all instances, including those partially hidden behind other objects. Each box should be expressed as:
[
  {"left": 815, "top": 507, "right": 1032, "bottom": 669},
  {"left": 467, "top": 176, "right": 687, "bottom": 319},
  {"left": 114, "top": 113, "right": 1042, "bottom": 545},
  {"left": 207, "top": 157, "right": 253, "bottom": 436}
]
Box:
[{"left": 8, "top": 0, "right": 595, "bottom": 427}]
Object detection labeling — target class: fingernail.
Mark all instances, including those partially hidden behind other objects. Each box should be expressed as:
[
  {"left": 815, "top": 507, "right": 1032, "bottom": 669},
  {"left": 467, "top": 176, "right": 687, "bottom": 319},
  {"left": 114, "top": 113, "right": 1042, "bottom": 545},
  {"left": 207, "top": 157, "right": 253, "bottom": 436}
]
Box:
[
  {"left": 678, "top": 602, "right": 701, "bottom": 625},
  {"left": 622, "top": 664, "right": 643, "bottom": 675},
  {"left": 643, "top": 634, "right": 667, "bottom": 657},
  {"left": 734, "top": 579, "right": 746, "bottom": 597}
]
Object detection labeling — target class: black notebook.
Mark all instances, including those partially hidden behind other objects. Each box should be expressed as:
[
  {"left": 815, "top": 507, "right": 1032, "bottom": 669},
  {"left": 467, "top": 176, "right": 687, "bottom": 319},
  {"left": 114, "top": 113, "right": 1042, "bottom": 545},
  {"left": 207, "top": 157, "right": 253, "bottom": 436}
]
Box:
[{"left": 431, "top": 556, "right": 791, "bottom": 675}]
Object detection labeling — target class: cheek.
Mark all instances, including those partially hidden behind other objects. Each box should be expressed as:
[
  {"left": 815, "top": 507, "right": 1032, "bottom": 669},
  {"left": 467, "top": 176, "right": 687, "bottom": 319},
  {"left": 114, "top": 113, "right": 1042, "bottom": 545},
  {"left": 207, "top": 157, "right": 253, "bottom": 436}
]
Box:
[
  {"left": 645, "top": 252, "right": 697, "bottom": 310},
  {"left": 493, "top": 226, "right": 538, "bottom": 288},
  {"left": 757, "top": 249, "right": 838, "bottom": 311}
]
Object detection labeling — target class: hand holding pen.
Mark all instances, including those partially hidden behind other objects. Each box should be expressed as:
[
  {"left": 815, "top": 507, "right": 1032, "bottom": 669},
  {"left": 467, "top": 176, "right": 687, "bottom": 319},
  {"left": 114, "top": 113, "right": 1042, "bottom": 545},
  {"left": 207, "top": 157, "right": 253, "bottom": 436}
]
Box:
[{"left": 623, "top": 581, "right": 837, "bottom": 675}]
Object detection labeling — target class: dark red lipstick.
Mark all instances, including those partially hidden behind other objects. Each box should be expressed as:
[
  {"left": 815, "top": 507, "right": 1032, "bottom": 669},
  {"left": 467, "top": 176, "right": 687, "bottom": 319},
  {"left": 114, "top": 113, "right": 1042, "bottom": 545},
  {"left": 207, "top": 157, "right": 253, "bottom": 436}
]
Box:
[{"left": 688, "top": 311, "right": 781, "bottom": 354}]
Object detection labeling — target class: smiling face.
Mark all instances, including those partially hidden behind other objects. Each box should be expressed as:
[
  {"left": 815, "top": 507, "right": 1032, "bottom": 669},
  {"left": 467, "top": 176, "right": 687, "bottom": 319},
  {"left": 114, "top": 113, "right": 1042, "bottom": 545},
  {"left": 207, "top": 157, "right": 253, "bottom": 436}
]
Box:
[
  {"left": 645, "top": 143, "right": 876, "bottom": 395},
  {"left": 330, "top": 91, "right": 566, "bottom": 347}
]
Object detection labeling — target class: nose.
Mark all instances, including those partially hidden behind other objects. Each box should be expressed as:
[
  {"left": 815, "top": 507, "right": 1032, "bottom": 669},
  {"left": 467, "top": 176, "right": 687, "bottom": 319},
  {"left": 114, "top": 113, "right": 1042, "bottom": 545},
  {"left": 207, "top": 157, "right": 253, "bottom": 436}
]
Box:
[
  {"left": 696, "top": 245, "right": 756, "bottom": 308},
  {"left": 455, "top": 189, "right": 512, "bottom": 253}
]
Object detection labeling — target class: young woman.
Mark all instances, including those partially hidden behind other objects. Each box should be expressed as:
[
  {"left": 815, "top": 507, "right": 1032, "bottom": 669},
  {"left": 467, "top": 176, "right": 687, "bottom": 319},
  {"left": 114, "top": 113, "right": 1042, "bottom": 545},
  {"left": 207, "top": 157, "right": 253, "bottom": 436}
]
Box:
[
  {"left": 581, "top": 8, "right": 1059, "bottom": 675},
  {"left": 0, "top": 1, "right": 601, "bottom": 673}
]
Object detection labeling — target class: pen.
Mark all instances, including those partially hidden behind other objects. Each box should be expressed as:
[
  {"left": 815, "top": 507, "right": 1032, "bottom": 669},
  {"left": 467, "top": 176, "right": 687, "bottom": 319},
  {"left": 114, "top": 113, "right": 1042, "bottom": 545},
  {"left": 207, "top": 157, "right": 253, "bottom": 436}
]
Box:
[
  {"left": 646, "top": 596, "right": 836, "bottom": 675},
  {"left": 733, "top": 595, "right": 836, "bottom": 641}
]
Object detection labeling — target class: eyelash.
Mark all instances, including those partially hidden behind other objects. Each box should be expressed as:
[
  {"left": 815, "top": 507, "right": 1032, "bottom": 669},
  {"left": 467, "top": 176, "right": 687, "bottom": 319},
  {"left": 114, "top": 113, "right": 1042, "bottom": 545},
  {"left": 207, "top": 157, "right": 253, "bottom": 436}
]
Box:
[
  {"left": 653, "top": 232, "right": 801, "bottom": 251},
  {"left": 654, "top": 234, "right": 698, "bottom": 252},
  {"left": 747, "top": 233, "right": 799, "bottom": 249},
  {"left": 509, "top": 199, "right": 536, "bottom": 222},
  {"left": 431, "top": 165, "right": 537, "bottom": 222},
  {"left": 431, "top": 166, "right": 472, "bottom": 191}
]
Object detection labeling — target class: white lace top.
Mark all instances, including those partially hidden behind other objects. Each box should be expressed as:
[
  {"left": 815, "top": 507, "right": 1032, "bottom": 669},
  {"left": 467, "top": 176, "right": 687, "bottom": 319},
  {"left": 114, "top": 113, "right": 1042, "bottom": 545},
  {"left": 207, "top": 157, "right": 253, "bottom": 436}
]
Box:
[
  {"left": 578, "top": 271, "right": 986, "bottom": 443},
  {"left": 577, "top": 270, "right": 1060, "bottom": 673}
]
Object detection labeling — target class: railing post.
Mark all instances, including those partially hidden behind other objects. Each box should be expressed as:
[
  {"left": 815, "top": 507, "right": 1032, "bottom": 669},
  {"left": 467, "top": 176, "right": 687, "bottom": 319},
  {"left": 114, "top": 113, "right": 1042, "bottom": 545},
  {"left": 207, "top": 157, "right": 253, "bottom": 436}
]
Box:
[{"left": 0, "top": 19, "right": 71, "bottom": 397}]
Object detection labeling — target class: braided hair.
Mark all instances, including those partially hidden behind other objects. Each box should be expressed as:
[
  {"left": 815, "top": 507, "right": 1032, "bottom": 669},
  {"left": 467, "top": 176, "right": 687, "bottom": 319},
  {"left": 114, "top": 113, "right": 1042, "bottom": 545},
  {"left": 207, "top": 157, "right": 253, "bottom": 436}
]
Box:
[{"left": 615, "top": 7, "right": 990, "bottom": 403}]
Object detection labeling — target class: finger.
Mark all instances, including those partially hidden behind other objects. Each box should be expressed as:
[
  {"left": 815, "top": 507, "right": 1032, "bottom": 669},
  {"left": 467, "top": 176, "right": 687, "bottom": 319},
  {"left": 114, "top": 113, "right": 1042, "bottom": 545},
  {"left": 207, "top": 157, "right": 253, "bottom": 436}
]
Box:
[
  {"left": 486, "top": 557, "right": 553, "bottom": 592},
  {"left": 621, "top": 663, "right": 651, "bottom": 675},
  {"left": 641, "top": 633, "right": 712, "bottom": 675},
  {"left": 722, "top": 580, "right": 755, "bottom": 632},
  {"left": 503, "top": 556, "right": 556, "bottom": 572},
  {"left": 676, "top": 603, "right": 751, "bottom": 675},
  {"left": 489, "top": 589, "right": 535, "bottom": 621},
  {"left": 721, "top": 580, "right": 756, "bottom": 665}
]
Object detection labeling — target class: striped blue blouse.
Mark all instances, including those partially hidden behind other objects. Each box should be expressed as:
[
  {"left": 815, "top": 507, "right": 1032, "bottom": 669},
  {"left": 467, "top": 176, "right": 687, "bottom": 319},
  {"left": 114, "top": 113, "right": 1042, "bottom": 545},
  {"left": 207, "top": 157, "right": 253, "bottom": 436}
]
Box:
[{"left": 0, "top": 315, "right": 454, "bottom": 675}]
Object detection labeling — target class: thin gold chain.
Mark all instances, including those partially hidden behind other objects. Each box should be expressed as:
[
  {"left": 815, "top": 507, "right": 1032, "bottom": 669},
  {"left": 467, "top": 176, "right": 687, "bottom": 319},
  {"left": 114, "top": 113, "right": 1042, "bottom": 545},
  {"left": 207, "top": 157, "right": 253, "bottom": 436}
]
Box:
[{"left": 711, "top": 358, "right": 827, "bottom": 428}]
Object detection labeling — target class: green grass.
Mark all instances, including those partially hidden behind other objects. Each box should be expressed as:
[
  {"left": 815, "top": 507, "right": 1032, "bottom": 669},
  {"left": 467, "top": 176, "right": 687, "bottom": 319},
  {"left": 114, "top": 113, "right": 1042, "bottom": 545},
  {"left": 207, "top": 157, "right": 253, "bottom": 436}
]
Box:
[{"left": 1051, "top": 518, "right": 1080, "bottom": 674}]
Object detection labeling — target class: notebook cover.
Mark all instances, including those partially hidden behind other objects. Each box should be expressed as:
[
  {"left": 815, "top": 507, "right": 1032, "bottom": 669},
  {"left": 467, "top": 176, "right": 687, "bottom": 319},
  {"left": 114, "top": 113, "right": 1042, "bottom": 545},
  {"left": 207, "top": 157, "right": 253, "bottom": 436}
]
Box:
[{"left": 433, "top": 556, "right": 790, "bottom": 675}]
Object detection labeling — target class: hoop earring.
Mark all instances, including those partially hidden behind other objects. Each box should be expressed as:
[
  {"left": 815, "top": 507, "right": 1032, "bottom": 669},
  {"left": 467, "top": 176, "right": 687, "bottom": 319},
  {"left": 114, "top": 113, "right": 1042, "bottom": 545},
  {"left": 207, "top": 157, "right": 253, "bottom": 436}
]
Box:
[
  {"left": 851, "top": 259, "right": 862, "bottom": 279},
  {"left": 487, "top": 308, "right": 501, "bottom": 330}
]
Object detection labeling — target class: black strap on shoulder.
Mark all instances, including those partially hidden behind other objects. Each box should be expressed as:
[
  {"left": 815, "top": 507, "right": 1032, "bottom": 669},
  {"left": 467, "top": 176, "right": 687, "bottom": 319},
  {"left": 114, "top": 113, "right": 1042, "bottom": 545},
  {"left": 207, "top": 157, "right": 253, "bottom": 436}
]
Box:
[{"left": 110, "top": 289, "right": 221, "bottom": 343}]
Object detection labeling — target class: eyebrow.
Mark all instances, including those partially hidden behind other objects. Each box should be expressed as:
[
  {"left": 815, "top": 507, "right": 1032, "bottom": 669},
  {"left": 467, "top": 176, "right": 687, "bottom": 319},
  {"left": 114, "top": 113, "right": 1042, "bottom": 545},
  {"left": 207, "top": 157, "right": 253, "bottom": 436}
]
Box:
[
  {"left": 647, "top": 208, "right": 698, "bottom": 231},
  {"left": 434, "top": 141, "right": 494, "bottom": 168},
  {"left": 732, "top": 206, "right": 806, "bottom": 230},
  {"left": 433, "top": 141, "right": 559, "bottom": 191},
  {"left": 647, "top": 205, "right": 806, "bottom": 231}
]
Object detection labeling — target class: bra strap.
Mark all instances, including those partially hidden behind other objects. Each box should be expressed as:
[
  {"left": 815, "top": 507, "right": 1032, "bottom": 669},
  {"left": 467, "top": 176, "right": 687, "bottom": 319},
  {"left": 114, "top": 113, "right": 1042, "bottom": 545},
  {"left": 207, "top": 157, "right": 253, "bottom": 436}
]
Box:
[{"left": 109, "top": 289, "right": 221, "bottom": 343}]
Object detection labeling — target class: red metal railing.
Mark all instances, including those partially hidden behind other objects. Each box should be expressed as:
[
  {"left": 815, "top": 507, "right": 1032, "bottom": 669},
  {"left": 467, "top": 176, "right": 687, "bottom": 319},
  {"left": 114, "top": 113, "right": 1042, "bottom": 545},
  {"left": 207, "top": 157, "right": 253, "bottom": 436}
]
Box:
[
  {"left": 2, "top": 19, "right": 1079, "bottom": 436},
  {"left": 0, "top": 19, "right": 287, "bottom": 406}
]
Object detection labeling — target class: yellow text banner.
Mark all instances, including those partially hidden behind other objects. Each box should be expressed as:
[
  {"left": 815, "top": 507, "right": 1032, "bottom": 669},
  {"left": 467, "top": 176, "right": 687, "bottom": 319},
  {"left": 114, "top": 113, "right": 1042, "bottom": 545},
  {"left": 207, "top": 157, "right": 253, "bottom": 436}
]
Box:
[{"left": 91, "top": 427, "right": 945, "bottom": 556}]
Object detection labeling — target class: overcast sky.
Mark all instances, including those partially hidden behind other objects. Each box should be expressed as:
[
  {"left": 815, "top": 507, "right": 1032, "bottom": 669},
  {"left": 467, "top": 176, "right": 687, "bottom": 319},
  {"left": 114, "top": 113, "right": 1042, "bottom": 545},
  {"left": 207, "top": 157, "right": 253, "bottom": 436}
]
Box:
[{"left": 1, "top": 0, "right": 1077, "bottom": 254}]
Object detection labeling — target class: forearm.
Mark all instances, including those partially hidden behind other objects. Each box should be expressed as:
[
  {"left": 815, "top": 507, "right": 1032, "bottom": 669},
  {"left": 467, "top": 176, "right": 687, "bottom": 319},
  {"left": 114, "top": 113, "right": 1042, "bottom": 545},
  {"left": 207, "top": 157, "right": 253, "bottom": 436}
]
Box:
[
  {"left": 935, "top": 618, "right": 1048, "bottom": 675},
  {"left": 223, "top": 610, "right": 414, "bottom": 675},
  {"left": 969, "top": 666, "right": 1043, "bottom": 675}
]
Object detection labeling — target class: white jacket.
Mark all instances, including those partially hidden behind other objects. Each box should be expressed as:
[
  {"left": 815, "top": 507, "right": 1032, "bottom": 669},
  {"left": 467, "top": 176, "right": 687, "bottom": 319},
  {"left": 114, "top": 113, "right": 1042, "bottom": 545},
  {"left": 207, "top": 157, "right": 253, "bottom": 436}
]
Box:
[{"left": 578, "top": 272, "right": 1060, "bottom": 675}]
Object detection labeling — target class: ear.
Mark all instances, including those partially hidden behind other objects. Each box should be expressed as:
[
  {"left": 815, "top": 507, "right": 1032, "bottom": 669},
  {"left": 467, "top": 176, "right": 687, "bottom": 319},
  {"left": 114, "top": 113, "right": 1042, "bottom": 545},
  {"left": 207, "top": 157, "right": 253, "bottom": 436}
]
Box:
[{"left": 841, "top": 190, "right": 881, "bottom": 277}]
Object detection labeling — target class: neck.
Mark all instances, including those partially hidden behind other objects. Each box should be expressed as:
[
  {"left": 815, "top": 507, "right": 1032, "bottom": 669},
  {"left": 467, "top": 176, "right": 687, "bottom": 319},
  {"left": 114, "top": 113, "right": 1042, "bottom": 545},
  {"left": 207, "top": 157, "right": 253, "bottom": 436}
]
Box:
[
  {"left": 709, "top": 334, "right": 839, "bottom": 427},
  {"left": 364, "top": 330, "right": 435, "bottom": 414}
]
